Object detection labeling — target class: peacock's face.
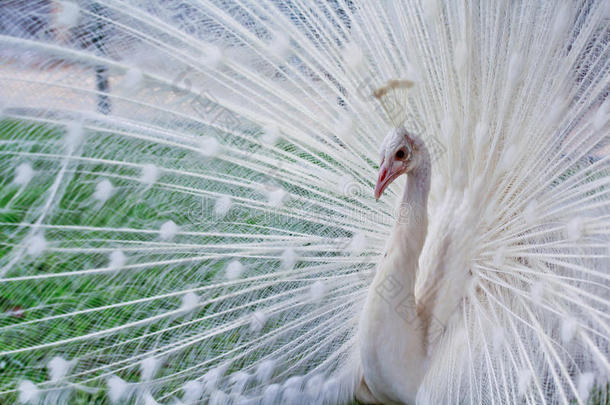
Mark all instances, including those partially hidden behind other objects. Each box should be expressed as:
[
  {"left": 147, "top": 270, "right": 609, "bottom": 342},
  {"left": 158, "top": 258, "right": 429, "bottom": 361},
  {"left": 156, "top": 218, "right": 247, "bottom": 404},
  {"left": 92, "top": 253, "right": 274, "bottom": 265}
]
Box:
[{"left": 374, "top": 128, "right": 414, "bottom": 200}]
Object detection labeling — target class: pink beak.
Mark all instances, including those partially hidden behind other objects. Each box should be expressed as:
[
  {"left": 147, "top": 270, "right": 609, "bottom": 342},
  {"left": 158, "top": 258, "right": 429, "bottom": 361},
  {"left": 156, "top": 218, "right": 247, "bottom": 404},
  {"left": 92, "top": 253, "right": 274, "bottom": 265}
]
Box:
[{"left": 374, "top": 158, "right": 404, "bottom": 200}]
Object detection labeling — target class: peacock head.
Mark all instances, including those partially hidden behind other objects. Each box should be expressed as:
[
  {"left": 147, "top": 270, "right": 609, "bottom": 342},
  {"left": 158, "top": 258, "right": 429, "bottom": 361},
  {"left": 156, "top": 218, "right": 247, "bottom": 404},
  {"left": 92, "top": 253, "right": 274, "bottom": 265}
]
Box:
[{"left": 374, "top": 127, "right": 420, "bottom": 200}]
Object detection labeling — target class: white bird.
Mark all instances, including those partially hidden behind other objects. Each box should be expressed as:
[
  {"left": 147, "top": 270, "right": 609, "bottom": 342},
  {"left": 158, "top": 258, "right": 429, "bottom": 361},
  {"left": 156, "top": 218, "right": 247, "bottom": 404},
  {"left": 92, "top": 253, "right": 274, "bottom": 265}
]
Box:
[
  {"left": 0, "top": 1, "right": 608, "bottom": 405},
  {"left": 357, "top": 128, "right": 431, "bottom": 404}
]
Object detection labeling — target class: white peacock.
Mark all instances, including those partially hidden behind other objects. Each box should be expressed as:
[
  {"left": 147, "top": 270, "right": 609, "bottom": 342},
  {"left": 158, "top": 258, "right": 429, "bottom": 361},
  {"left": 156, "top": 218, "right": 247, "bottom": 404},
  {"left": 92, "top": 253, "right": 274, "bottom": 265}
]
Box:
[{"left": 0, "top": 1, "right": 608, "bottom": 404}]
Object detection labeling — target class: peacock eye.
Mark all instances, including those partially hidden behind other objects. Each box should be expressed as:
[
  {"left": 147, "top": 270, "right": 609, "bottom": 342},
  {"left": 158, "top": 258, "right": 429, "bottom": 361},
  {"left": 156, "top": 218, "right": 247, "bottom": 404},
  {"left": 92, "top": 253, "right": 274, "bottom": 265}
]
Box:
[{"left": 395, "top": 148, "right": 407, "bottom": 160}]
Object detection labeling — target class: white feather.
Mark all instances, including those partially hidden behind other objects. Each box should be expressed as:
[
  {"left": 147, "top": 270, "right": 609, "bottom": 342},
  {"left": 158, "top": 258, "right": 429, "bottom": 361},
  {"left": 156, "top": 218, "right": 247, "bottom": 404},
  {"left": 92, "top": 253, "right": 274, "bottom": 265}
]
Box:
[
  {"left": 560, "top": 317, "right": 578, "bottom": 344},
  {"left": 262, "top": 124, "right": 281, "bottom": 145},
  {"left": 593, "top": 99, "right": 609, "bottom": 131},
  {"left": 225, "top": 260, "right": 244, "bottom": 280},
  {"left": 230, "top": 371, "right": 250, "bottom": 395},
  {"left": 261, "top": 384, "right": 281, "bottom": 405},
  {"left": 267, "top": 187, "right": 287, "bottom": 207},
  {"left": 26, "top": 234, "right": 46, "bottom": 257},
  {"left": 530, "top": 281, "right": 545, "bottom": 306},
  {"left": 202, "top": 44, "right": 225, "bottom": 69},
  {"left": 551, "top": 3, "right": 571, "bottom": 39},
  {"left": 454, "top": 40, "right": 468, "bottom": 73},
  {"left": 64, "top": 122, "right": 83, "bottom": 149},
  {"left": 215, "top": 195, "right": 233, "bottom": 217},
  {"left": 159, "top": 220, "right": 178, "bottom": 241},
  {"left": 566, "top": 217, "right": 585, "bottom": 241},
  {"left": 121, "top": 68, "right": 143, "bottom": 92},
  {"left": 517, "top": 369, "right": 532, "bottom": 396},
  {"left": 269, "top": 33, "right": 291, "bottom": 60},
  {"left": 55, "top": 1, "right": 79, "bottom": 28},
  {"left": 142, "top": 392, "right": 159, "bottom": 405},
  {"left": 256, "top": 360, "right": 275, "bottom": 385},
  {"left": 280, "top": 248, "right": 297, "bottom": 270},
  {"left": 507, "top": 53, "right": 524, "bottom": 88},
  {"left": 13, "top": 163, "right": 34, "bottom": 186},
  {"left": 347, "top": 233, "right": 366, "bottom": 255},
  {"left": 209, "top": 390, "right": 228, "bottom": 405},
  {"left": 179, "top": 292, "right": 199, "bottom": 313},
  {"left": 182, "top": 380, "right": 204, "bottom": 403},
  {"left": 523, "top": 199, "right": 538, "bottom": 225},
  {"left": 18, "top": 380, "right": 39, "bottom": 404},
  {"left": 250, "top": 310, "right": 267, "bottom": 333},
  {"left": 203, "top": 367, "right": 225, "bottom": 393},
  {"left": 342, "top": 43, "right": 364, "bottom": 70},
  {"left": 48, "top": 356, "right": 73, "bottom": 382},
  {"left": 140, "top": 164, "right": 160, "bottom": 185},
  {"left": 108, "top": 250, "right": 126, "bottom": 269},
  {"left": 199, "top": 136, "right": 220, "bottom": 157},
  {"left": 577, "top": 372, "right": 596, "bottom": 402},
  {"left": 140, "top": 356, "right": 161, "bottom": 382},
  {"left": 107, "top": 376, "right": 130, "bottom": 404},
  {"left": 93, "top": 179, "right": 114, "bottom": 203},
  {"left": 309, "top": 280, "right": 326, "bottom": 302}
]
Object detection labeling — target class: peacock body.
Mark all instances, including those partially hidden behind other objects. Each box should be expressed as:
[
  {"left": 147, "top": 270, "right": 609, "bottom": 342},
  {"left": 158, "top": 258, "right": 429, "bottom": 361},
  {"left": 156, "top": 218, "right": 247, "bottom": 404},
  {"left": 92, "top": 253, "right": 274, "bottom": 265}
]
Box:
[{"left": 0, "top": 0, "right": 608, "bottom": 404}]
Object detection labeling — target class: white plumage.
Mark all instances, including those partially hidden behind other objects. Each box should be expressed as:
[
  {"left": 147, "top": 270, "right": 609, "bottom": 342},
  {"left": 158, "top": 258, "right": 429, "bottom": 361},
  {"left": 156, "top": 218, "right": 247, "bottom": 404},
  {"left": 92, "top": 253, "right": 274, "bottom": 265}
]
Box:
[{"left": 0, "top": 1, "right": 608, "bottom": 404}]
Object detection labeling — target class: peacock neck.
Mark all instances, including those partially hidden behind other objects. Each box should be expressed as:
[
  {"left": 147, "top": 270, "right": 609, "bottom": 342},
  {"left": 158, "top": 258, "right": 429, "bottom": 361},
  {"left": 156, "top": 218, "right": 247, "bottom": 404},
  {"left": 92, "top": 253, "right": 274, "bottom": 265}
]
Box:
[
  {"left": 357, "top": 149, "right": 432, "bottom": 404},
  {"left": 389, "top": 147, "right": 431, "bottom": 286},
  {"left": 399, "top": 165, "right": 430, "bottom": 255}
]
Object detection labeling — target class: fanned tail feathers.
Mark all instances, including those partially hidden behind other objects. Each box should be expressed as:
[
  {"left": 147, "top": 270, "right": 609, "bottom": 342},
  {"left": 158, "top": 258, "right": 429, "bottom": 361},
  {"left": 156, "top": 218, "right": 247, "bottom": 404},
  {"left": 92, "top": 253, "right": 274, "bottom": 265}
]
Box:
[{"left": 0, "top": 1, "right": 608, "bottom": 404}]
